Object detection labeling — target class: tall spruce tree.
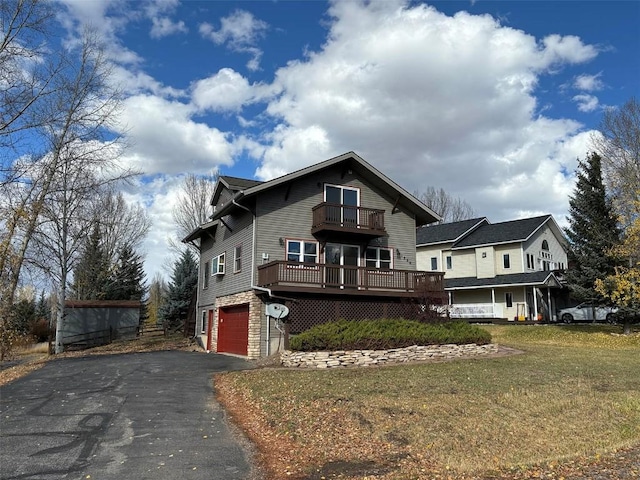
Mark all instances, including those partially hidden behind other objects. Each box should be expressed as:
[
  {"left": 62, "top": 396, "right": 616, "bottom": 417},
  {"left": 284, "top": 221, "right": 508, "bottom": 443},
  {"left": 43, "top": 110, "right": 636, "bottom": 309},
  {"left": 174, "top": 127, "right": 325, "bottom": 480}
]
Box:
[
  {"left": 70, "top": 224, "right": 111, "bottom": 300},
  {"left": 564, "top": 152, "right": 622, "bottom": 303},
  {"left": 159, "top": 249, "right": 198, "bottom": 330},
  {"left": 106, "top": 245, "right": 148, "bottom": 323}
]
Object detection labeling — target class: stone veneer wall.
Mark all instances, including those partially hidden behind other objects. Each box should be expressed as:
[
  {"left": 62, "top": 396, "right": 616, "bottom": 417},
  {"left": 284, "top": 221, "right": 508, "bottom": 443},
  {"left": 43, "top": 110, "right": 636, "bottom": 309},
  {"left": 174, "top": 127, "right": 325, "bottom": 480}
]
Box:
[
  {"left": 281, "top": 343, "right": 499, "bottom": 368},
  {"left": 212, "top": 290, "right": 263, "bottom": 359}
]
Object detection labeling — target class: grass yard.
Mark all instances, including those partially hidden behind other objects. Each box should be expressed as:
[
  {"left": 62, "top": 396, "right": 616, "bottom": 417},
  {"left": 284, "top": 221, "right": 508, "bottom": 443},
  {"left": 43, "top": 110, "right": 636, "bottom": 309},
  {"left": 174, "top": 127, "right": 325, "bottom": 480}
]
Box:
[{"left": 216, "top": 324, "right": 640, "bottom": 479}]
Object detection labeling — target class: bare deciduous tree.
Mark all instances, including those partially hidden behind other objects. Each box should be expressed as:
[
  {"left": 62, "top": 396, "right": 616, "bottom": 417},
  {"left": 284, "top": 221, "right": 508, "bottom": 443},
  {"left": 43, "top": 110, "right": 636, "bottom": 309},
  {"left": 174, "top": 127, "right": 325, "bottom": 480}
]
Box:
[
  {"left": 415, "top": 186, "right": 476, "bottom": 224},
  {"left": 591, "top": 97, "right": 640, "bottom": 228},
  {"left": 172, "top": 173, "right": 217, "bottom": 250}
]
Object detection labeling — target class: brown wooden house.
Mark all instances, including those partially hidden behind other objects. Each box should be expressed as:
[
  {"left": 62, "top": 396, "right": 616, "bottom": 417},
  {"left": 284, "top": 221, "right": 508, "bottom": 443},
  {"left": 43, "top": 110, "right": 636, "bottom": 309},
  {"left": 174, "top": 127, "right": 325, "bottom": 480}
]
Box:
[{"left": 184, "top": 152, "right": 446, "bottom": 359}]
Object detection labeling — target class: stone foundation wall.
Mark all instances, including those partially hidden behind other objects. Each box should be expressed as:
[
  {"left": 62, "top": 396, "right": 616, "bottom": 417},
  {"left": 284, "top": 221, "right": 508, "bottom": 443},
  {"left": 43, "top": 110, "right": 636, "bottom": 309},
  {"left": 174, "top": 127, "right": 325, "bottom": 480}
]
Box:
[{"left": 281, "top": 343, "right": 499, "bottom": 368}]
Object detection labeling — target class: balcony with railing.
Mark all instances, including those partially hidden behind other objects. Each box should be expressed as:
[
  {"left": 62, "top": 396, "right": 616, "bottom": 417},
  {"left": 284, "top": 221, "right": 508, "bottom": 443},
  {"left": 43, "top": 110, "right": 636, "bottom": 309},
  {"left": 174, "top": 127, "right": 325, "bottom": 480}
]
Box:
[
  {"left": 311, "top": 203, "right": 386, "bottom": 238},
  {"left": 257, "top": 260, "right": 446, "bottom": 299}
]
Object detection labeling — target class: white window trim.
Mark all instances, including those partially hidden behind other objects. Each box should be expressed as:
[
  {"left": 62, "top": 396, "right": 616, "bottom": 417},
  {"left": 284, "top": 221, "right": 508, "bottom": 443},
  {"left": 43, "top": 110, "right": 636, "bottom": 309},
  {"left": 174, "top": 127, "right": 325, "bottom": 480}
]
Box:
[
  {"left": 365, "top": 247, "right": 393, "bottom": 271},
  {"left": 211, "top": 252, "right": 225, "bottom": 275},
  {"left": 286, "top": 239, "right": 319, "bottom": 267}
]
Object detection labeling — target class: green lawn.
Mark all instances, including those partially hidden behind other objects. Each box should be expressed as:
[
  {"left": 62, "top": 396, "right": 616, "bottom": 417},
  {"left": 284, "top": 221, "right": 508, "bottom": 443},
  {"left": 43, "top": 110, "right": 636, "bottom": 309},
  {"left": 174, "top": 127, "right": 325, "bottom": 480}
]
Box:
[{"left": 217, "top": 324, "right": 640, "bottom": 479}]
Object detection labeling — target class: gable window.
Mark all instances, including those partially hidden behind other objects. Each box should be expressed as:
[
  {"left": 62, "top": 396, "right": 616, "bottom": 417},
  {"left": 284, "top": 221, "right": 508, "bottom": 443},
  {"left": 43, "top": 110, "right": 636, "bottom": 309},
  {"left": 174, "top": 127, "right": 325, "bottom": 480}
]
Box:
[
  {"left": 431, "top": 257, "right": 438, "bottom": 271},
  {"left": 287, "top": 240, "right": 318, "bottom": 264},
  {"left": 211, "top": 252, "right": 225, "bottom": 275},
  {"left": 446, "top": 255, "right": 452, "bottom": 270},
  {"left": 505, "top": 292, "right": 513, "bottom": 308},
  {"left": 365, "top": 247, "right": 392, "bottom": 269},
  {"left": 542, "top": 240, "right": 549, "bottom": 251},
  {"left": 234, "top": 244, "right": 242, "bottom": 273},
  {"left": 503, "top": 254, "right": 510, "bottom": 269},
  {"left": 203, "top": 261, "right": 210, "bottom": 288}
]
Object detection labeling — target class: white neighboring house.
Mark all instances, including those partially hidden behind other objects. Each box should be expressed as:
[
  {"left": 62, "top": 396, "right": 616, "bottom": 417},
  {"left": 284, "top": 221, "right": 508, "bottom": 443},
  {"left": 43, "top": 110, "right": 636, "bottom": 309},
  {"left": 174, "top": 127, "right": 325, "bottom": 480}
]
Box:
[{"left": 416, "top": 215, "right": 568, "bottom": 321}]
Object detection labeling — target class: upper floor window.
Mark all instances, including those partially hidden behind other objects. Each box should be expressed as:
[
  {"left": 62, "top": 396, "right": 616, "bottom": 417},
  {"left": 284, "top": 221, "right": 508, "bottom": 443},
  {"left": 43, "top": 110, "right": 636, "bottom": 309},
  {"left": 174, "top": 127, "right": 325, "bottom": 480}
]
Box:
[
  {"left": 211, "top": 252, "right": 225, "bottom": 275},
  {"left": 234, "top": 245, "right": 242, "bottom": 273},
  {"left": 431, "top": 257, "right": 438, "bottom": 271},
  {"left": 203, "top": 261, "right": 210, "bottom": 288},
  {"left": 325, "top": 184, "right": 359, "bottom": 206},
  {"left": 365, "top": 247, "right": 392, "bottom": 269},
  {"left": 526, "top": 253, "right": 535, "bottom": 270},
  {"left": 446, "top": 255, "right": 452, "bottom": 270},
  {"left": 287, "top": 240, "right": 318, "bottom": 264},
  {"left": 503, "top": 254, "right": 510, "bottom": 269},
  {"left": 542, "top": 240, "right": 549, "bottom": 251}
]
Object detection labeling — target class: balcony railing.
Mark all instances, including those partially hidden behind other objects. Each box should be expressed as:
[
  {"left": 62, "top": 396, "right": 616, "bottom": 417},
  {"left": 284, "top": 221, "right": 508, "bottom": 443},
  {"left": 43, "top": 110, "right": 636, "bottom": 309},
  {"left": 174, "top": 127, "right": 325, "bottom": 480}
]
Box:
[
  {"left": 311, "top": 203, "right": 386, "bottom": 237},
  {"left": 257, "top": 260, "right": 445, "bottom": 297}
]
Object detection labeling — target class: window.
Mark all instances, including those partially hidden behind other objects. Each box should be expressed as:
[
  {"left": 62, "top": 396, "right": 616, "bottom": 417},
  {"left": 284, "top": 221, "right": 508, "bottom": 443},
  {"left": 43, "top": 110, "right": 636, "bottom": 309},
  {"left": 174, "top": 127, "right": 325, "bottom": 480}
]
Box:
[
  {"left": 526, "top": 253, "right": 535, "bottom": 270},
  {"left": 505, "top": 292, "right": 513, "bottom": 308},
  {"left": 201, "top": 310, "right": 207, "bottom": 334},
  {"left": 446, "top": 255, "right": 452, "bottom": 270},
  {"left": 431, "top": 257, "right": 438, "bottom": 271},
  {"left": 365, "top": 247, "right": 392, "bottom": 269},
  {"left": 503, "top": 254, "right": 510, "bottom": 269},
  {"left": 325, "top": 184, "right": 359, "bottom": 226},
  {"left": 203, "top": 261, "right": 210, "bottom": 288},
  {"left": 211, "top": 252, "right": 225, "bottom": 275},
  {"left": 286, "top": 240, "right": 318, "bottom": 264},
  {"left": 234, "top": 245, "right": 242, "bottom": 273},
  {"left": 542, "top": 240, "right": 549, "bottom": 251}
]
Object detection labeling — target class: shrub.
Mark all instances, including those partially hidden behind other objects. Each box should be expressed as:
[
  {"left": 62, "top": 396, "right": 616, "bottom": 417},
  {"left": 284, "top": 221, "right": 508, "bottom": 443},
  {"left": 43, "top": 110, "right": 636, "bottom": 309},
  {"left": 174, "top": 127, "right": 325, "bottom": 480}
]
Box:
[{"left": 289, "top": 318, "right": 491, "bottom": 352}]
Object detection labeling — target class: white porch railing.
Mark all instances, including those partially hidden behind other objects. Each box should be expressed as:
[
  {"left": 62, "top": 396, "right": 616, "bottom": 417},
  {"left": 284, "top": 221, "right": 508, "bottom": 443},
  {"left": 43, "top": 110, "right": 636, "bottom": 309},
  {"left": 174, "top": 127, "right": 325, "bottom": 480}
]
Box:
[{"left": 449, "top": 303, "right": 504, "bottom": 319}]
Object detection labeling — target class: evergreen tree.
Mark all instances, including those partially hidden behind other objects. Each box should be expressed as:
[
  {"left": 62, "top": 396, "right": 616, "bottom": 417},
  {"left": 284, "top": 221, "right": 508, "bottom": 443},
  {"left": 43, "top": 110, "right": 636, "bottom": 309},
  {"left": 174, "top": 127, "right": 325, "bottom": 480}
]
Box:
[
  {"left": 564, "top": 152, "right": 622, "bottom": 303},
  {"left": 159, "top": 249, "right": 198, "bottom": 330},
  {"left": 69, "top": 224, "right": 111, "bottom": 300},
  {"left": 105, "top": 244, "right": 148, "bottom": 323}
]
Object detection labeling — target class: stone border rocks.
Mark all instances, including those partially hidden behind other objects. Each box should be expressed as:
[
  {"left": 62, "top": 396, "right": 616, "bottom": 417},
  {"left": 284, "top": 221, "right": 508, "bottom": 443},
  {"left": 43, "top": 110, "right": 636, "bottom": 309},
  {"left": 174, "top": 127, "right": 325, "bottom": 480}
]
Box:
[{"left": 280, "top": 343, "right": 500, "bottom": 368}]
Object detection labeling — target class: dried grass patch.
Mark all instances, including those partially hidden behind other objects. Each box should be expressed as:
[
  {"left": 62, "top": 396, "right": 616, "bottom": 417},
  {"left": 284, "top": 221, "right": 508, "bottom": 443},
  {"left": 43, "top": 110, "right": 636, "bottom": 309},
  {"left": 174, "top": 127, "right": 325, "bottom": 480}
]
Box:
[{"left": 216, "top": 327, "right": 640, "bottom": 479}]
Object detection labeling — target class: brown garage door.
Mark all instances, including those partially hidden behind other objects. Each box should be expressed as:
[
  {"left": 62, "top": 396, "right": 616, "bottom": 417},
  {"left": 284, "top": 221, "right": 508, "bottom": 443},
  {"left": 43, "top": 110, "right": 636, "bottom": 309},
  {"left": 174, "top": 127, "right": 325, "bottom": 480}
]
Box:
[{"left": 217, "top": 304, "right": 249, "bottom": 356}]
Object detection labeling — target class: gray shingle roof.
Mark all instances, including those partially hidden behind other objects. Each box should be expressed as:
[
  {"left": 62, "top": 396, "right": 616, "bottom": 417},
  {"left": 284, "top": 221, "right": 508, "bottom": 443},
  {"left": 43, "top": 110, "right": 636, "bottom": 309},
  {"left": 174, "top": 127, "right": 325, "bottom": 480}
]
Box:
[
  {"left": 445, "top": 271, "right": 561, "bottom": 289},
  {"left": 416, "top": 217, "right": 488, "bottom": 245},
  {"left": 452, "top": 215, "right": 552, "bottom": 249},
  {"left": 219, "top": 175, "right": 263, "bottom": 191}
]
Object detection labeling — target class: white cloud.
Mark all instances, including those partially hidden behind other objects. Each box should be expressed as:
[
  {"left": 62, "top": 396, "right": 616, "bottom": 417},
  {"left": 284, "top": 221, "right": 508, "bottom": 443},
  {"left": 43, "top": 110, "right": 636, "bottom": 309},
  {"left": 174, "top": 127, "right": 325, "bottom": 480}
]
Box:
[
  {"left": 190, "top": 68, "right": 278, "bottom": 112},
  {"left": 573, "top": 94, "right": 600, "bottom": 112},
  {"left": 574, "top": 73, "right": 604, "bottom": 91},
  {"left": 250, "top": 0, "right": 600, "bottom": 225},
  {"left": 144, "top": 0, "right": 188, "bottom": 38},
  {"left": 116, "top": 95, "right": 235, "bottom": 175},
  {"left": 199, "top": 10, "right": 268, "bottom": 71}
]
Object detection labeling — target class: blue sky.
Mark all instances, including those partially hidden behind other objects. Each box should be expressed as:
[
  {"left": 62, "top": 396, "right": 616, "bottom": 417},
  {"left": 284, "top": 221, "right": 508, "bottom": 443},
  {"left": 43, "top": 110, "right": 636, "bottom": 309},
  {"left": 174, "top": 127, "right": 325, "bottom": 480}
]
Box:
[{"left": 38, "top": 1, "right": 640, "bottom": 278}]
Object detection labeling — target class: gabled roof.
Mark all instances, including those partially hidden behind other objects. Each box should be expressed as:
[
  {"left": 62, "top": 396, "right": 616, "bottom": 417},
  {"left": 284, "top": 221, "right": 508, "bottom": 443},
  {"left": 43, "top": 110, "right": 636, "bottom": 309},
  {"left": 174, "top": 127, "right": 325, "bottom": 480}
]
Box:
[
  {"left": 416, "top": 217, "right": 488, "bottom": 246},
  {"left": 445, "top": 271, "right": 563, "bottom": 290},
  {"left": 211, "top": 176, "right": 264, "bottom": 207},
  {"left": 211, "top": 152, "right": 441, "bottom": 226},
  {"left": 451, "top": 215, "right": 564, "bottom": 249}
]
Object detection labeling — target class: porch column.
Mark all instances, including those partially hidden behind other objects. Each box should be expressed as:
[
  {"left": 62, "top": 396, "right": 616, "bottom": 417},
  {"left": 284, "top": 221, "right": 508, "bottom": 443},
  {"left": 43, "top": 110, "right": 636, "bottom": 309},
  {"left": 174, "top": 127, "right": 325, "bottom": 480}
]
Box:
[
  {"left": 533, "top": 286, "right": 538, "bottom": 321},
  {"left": 491, "top": 288, "right": 496, "bottom": 318},
  {"left": 547, "top": 288, "right": 552, "bottom": 322}
]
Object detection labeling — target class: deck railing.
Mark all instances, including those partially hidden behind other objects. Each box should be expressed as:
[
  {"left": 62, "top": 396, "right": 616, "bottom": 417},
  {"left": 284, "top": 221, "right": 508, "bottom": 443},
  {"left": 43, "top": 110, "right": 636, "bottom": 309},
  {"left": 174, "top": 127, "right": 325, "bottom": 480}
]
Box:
[
  {"left": 311, "top": 203, "right": 386, "bottom": 234},
  {"left": 257, "top": 260, "right": 444, "bottom": 294}
]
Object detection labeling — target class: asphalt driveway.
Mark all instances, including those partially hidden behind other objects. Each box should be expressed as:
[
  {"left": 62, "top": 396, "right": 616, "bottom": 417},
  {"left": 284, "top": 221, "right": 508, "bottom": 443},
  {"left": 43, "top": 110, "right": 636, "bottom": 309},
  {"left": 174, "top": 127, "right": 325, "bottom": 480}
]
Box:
[{"left": 0, "top": 351, "right": 256, "bottom": 480}]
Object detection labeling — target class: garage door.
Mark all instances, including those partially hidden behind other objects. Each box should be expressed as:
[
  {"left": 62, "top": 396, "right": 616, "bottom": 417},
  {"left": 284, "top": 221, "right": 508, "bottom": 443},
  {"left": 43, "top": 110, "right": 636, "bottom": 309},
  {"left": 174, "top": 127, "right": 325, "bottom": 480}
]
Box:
[{"left": 217, "top": 304, "right": 249, "bottom": 356}]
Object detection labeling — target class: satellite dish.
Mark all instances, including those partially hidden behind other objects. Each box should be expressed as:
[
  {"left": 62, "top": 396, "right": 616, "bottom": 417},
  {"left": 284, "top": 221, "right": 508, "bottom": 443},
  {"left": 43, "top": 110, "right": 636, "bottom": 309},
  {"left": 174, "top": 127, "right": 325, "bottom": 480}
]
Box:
[{"left": 265, "top": 303, "right": 289, "bottom": 318}]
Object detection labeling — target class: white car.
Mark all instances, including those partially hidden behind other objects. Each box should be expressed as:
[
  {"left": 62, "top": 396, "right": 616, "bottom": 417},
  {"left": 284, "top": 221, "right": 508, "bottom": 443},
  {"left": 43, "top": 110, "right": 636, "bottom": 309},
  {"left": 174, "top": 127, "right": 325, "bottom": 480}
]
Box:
[{"left": 558, "top": 302, "right": 618, "bottom": 323}]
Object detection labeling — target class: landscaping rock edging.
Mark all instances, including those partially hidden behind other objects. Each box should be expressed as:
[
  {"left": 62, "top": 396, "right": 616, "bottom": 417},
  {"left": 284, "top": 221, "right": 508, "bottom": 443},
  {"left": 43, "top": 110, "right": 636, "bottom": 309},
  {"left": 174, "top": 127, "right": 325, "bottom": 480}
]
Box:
[{"left": 280, "top": 343, "right": 500, "bottom": 368}]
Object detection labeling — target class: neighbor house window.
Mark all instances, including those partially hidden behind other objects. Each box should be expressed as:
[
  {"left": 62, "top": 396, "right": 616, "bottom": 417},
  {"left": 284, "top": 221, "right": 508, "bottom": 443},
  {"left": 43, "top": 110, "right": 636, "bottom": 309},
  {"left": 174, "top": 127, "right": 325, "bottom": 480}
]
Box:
[
  {"left": 542, "top": 240, "right": 549, "bottom": 251},
  {"left": 365, "top": 247, "right": 392, "bottom": 269},
  {"left": 201, "top": 310, "right": 207, "bottom": 334},
  {"left": 527, "top": 253, "right": 536, "bottom": 270},
  {"left": 203, "top": 261, "right": 210, "bottom": 288},
  {"left": 503, "top": 254, "right": 510, "bottom": 269},
  {"left": 505, "top": 292, "right": 513, "bottom": 308},
  {"left": 446, "top": 255, "right": 452, "bottom": 270},
  {"left": 234, "top": 244, "right": 242, "bottom": 273},
  {"left": 211, "top": 252, "right": 225, "bottom": 275},
  {"left": 287, "top": 240, "right": 318, "bottom": 264},
  {"left": 431, "top": 257, "right": 438, "bottom": 271}
]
